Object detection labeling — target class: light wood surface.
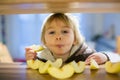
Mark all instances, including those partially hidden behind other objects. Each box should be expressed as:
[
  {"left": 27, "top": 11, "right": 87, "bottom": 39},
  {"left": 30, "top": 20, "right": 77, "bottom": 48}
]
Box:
[
  {"left": 0, "top": 63, "right": 120, "bottom": 80},
  {"left": 0, "top": 43, "right": 13, "bottom": 63},
  {"left": 0, "top": 0, "right": 120, "bottom": 4},
  {"left": 0, "top": 0, "right": 120, "bottom": 14},
  {"left": 116, "top": 36, "right": 120, "bottom": 54}
]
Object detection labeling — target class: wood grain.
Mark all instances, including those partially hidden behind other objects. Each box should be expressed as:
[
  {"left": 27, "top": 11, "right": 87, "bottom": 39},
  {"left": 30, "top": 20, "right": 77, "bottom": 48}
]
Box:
[
  {"left": 0, "top": 0, "right": 120, "bottom": 14},
  {"left": 0, "top": 0, "right": 120, "bottom": 4},
  {"left": 0, "top": 63, "right": 120, "bottom": 80},
  {"left": 116, "top": 36, "right": 120, "bottom": 54}
]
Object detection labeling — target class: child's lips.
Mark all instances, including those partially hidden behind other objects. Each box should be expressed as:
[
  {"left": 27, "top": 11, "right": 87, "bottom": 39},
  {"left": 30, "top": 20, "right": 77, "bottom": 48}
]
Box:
[{"left": 56, "top": 44, "right": 64, "bottom": 48}]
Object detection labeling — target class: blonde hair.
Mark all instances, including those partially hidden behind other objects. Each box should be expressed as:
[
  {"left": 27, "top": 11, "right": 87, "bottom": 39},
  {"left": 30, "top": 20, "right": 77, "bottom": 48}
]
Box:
[{"left": 41, "top": 13, "right": 84, "bottom": 45}]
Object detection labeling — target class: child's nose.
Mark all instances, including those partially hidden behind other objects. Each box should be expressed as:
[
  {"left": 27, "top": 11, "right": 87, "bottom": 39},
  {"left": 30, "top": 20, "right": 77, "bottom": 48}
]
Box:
[
  {"left": 55, "top": 33, "right": 62, "bottom": 40},
  {"left": 56, "top": 37, "right": 61, "bottom": 40}
]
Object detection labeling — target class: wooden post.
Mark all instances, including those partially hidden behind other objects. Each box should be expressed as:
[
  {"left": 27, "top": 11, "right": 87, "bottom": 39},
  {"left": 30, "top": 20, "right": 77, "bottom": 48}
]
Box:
[
  {"left": 0, "top": 43, "right": 13, "bottom": 63},
  {"left": 116, "top": 36, "right": 120, "bottom": 54}
]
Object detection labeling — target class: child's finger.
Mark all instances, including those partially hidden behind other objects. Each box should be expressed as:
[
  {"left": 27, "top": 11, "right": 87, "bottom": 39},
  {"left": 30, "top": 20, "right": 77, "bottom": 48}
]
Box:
[
  {"left": 26, "top": 52, "right": 37, "bottom": 60},
  {"left": 85, "top": 56, "right": 96, "bottom": 65},
  {"left": 25, "top": 47, "right": 32, "bottom": 52}
]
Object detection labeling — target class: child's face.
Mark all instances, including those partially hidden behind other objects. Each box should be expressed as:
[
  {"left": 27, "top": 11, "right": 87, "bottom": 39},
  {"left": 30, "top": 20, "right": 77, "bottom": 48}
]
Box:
[{"left": 44, "top": 19, "right": 75, "bottom": 56}]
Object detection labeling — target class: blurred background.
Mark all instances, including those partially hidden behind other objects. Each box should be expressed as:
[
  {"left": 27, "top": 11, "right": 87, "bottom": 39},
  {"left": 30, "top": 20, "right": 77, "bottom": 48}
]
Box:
[{"left": 0, "top": 13, "right": 120, "bottom": 62}]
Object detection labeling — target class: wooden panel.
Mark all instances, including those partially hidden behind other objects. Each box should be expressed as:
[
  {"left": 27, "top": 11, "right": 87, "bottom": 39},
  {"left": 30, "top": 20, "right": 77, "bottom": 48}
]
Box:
[
  {"left": 0, "top": 43, "right": 13, "bottom": 63},
  {"left": 116, "top": 36, "right": 120, "bottom": 54},
  {"left": 0, "top": 0, "right": 120, "bottom": 14},
  {"left": 0, "top": 0, "right": 120, "bottom": 4},
  {"left": 0, "top": 3, "right": 120, "bottom": 14},
  {"left": 0, "top": 63, "right": 120, "bottom": 80}
]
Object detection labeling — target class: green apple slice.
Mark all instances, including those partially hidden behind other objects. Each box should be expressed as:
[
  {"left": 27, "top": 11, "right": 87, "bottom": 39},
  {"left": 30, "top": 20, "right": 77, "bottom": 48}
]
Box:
[
  {"left": 48, "top": 64, "right": 74, "bottom": 79},
  {"left": 78, "top": 61, "right": 86, "bottom": 73},
  {"left": 38, "top": 59, "right": 62, "bottom": 74},
  {"left": 105, "top": 61, "right": 120, "bottom": 74},
  {"left": 90, "top": 59, "right": 99, "bottom": 70},
  {"left": 39, "top": 60, "right": 51, "bottom": 74},
  {"left": 30, "top": 45, "right": 44, "bottom": 52},
  {"left": 27, "top": 60, "right": 34, "bottom": 68},
  {"left": 70, "top": 61, "right": 85, "bottom": 73},
  {"left": 51, "top": 58, "right": 63, "bottom": 68},
  {"left": 27, "top": 59, "right": 44, "bottom": 69}
]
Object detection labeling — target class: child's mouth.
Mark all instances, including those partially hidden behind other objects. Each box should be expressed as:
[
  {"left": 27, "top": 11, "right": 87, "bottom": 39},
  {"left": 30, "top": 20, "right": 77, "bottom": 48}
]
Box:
[{"left": 56, "top": 45, "right": 64, "bottom": 48}]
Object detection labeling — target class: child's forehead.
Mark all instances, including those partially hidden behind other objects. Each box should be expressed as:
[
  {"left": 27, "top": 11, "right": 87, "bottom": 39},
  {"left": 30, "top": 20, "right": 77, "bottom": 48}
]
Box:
[
  {"left": 51, "top": 19, "right": 66, "bottom": 24},
  {"left": 46, "top": 20, "right": 70, "bottom": 29},
  {"left": 49, "top": 19, "right": 70, "bottom": 26}
]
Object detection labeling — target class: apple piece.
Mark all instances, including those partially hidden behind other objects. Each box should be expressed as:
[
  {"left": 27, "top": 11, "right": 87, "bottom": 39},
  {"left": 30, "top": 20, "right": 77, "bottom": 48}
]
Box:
[
  {"left": 27, "top": 60, "right": 34, "bottom": 68},
  {"left": 90, "top": 59, "right": 99, "bottom": 70},
  {"left": 48, "top": 64, "right": 74, "bottom": 79},
  {"left": 30, "top": 45, "right": 44, "bottom": 52},
  {"left": 105, "top": 61, "right": 120, "bottom": 74},
  {"left": 39, "top": 60, "right": 51, "bottom": 74},
  {"left": 44, "top": 58, "right": 62, "bottom": 68},
  {"left": 39, "top": 59, "right": 62, "bottom": 74},
  {"left": 50, "top": 58, "right": 63, "bottom": 68},
  {"left": 70, "top": 61, "right": 79, "bottom": 73},
  {"left": 78, "top": 61, "right": 86, "bottom": 73},
  {"left": 70, "top": 61, "right": 85, "bottom": 73},
  {"left": 27, "top": 59, "right": 44, "bottom": 69},
  {"left": 31, "top": 59, "right": 45, "bottom": 69}
]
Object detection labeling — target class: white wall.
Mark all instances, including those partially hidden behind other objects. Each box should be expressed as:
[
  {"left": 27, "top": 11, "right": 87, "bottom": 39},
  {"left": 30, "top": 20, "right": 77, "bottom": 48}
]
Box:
[
  {"left": 103, "top": 13, "right": 120, "bottom": 37},
  {"left": 4, "top": 15, "right": 39, "bottom": 59},
  {"left": 93, "top": 14, "right": 104, "bottom": 36},
  {"left": 3, "top": 14, "right": 49, "bottom": 60},
  {"left": 80, "top": 14, "right": 94, "bottom": 41}
]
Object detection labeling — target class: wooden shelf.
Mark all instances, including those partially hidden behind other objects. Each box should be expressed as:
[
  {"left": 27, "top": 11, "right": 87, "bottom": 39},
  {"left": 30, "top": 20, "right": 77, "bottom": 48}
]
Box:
[
  {"left": 0, "top": 0, "right": 120, "bottom": 4},
  {"left": 0, "top": 0, "right": 120, "bottom": 14}
]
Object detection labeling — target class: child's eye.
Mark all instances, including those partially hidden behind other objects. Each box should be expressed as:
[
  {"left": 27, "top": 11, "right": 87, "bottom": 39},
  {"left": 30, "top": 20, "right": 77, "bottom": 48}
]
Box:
[
  {"left": 62, "top": 30, "right": 69, "bottom": 34},
  {"left": 49, "top": 31, "right": 55, "bottom": 34}
]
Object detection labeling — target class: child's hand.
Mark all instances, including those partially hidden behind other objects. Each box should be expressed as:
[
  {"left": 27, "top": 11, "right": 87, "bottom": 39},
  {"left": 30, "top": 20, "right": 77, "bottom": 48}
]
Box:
[
  {"left": 25, "top": 47, "right": 37, "bottom": 60},
  {"left": 85, "top": 52, "right": 108, "bottom": 65}
]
